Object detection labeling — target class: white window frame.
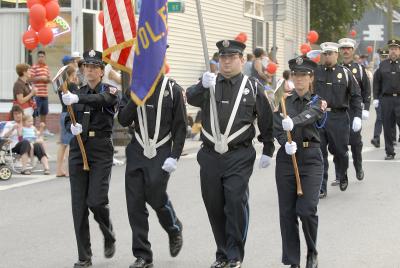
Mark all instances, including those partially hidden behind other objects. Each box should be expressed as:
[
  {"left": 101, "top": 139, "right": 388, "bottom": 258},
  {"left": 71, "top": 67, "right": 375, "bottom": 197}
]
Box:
[{"left": 244, "top": 0, "right": 265, "bottom": 20}]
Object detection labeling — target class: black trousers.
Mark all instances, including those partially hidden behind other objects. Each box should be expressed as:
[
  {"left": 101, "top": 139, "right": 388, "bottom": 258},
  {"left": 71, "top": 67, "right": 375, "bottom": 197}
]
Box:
[
  {"left": 348, "top": 110, "right": 363, "bottom": 173},
  {"left": 197, "top": 145, "right": 256, "bottom": 262},
  {"left": 69, "top": 137, "right": 115, "bottom": 261},
  {"left": 125, "top": 141, "right": 181, "bottom": 263},
  {"left": 275, "top": 147, "right": 323, "bottom": 266},
  {"left": 382, "top": 96, "right": 400, "bottom": 155},
  {"left": 373, "top": 102, "right": 398, "bottom": 141},
  {"left": 319, "top": 111, "right": 350, "bottom": 193}
]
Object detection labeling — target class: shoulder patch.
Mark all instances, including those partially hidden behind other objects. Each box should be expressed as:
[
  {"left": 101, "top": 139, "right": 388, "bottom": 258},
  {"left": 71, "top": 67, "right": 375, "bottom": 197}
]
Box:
[{"left": 108, "top": 87, "right": 118, "bottom": 95}]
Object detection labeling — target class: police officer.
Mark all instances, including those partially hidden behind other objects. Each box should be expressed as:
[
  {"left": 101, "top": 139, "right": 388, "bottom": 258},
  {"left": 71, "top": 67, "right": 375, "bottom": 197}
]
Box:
[
  {"left": 186, "top": 40, "right": 275, "bottom": 268},
  {"left": 373, "top": 39, "right": 400, "bottom": 160},
  {"left": 274, "top": 56, "right": 325, "bottom": 268},
  {"left": 315, "top": 42, "right": 362, "bottom": 198},
  {"left": 371, "top": 48, "right": 389, "bottom": 148},
  {"left": 62, "top": 50, "right": 118, "bottom": 267},
  {"left": 118, "top": 72, "right": 187, "bottom": 268},
  {"left": 337, "top": 38, "right": 371, "bottom": 181}
]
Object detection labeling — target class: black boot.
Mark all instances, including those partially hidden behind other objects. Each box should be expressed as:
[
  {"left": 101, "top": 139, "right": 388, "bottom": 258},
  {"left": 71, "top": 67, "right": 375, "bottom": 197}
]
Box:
[
  {"left": 306, "top": 252, "right": 318, "bottom": 268},
  {"left": 356, "top": 169, "right": 364, "bottom": 181},
  {"left": 370, "top": 138, "right": 380, "bottom": 148},
  {"left": 210, "top": 260, "right": 228, "bottom": 268},
  {"left": 339, "top": 175, "right": 348, "bottom": 191},
  {"left": 129, "top": 257, "right": 153, "bottom": 268},
  {"left": 104, "top": 239, "right": 116, "bottom": 258},
  {"left": 319, "top": 190, "right": 327, "bottom": 199},
  {"left": 73, "top": 259, "right": 92, "bottom": 268},
  {"left": 169, "top": 219, "right": 183, "bottom": 257},
  {"left": 385, "top": 154, "right": 395, "bottom": 160}
]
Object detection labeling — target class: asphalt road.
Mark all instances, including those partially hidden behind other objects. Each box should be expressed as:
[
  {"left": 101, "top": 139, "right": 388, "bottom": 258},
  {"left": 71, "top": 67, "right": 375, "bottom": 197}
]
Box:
[{"left": 1, "top": 112, "right": 400, "bottom": 268}]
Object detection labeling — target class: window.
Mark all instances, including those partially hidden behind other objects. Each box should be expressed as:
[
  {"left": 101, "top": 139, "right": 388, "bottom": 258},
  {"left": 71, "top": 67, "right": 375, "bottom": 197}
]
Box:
[
  {"left": 252, "top": 19, "right": 268, "bottom": 50},
  {"left": 244, "top": 0, "right": 264, "bottom": 20}
]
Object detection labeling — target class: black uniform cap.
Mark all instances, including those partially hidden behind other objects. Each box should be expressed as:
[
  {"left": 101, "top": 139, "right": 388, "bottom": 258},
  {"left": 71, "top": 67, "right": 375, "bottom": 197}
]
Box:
[
  {"left": 288, "top": 56, "right": 317, "bottom": 74},
  {"left": 83, "top": 49, "right": 104, "bottom": 66},
  {"left": 387, "top": 39, "right": 400, "bottom": 47},
  {"left": 216, "top": 40, "right": 246, "bottom": 55},
  {"left": 378, "top": 48, "right": 389, "bottom": 55}
]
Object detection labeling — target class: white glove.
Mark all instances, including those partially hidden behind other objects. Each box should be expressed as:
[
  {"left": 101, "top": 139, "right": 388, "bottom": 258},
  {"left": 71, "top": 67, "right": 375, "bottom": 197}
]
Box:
[
  {"left": 202, "top": 71, "right": 216, "bottom": 88},
  {"left": 362, "top": 110, "right": 369, "bottom": 120},
  {"left": 352, "top": 117, "right": 362, "bottom": 132},
  {"left": 70, "top": 123, "right": 82, "bottom": 135},
  {"left": 373, "top": 99, "right": 379, "bottom": 108},
  {"left": 285, "top": 141, "right": 297, "bottom": 155},
  {"left": 162, "top": 157, "right": 177, "bottom": 173},
  {"left": 282, "top": 116, "right": 294, "bottom": 131},
  {"left": 62, "top": 92, "right": 79, "bottom": 105},
  {"left": 259, "top": 154, "right": 272, "bottom": 169}
]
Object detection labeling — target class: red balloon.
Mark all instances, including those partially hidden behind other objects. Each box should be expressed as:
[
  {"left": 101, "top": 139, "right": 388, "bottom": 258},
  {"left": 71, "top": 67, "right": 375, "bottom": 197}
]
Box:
[
  {"left": 29, "top": 17, "right": 46, "bottom": 32},
  {"left": 307, "top": 30, "right": 319, "bottom": 44},
  {"left": 300, "top": 43, "right": 311, "bottom": 55},
  {"left": 45, "top": 1, "right": 59, "bottom": 21},
  {"left": 27, "top": 0, "right": 42, "bottom": 8},
  {"left": 235, "top": 32, "right": 248, "bottom": 43},
  {"left": 165, "top": 63, "right": 170, "bottom": 74},
  {"left": 266, "top": 62, "right": 278, "bottom": 74},
  {"left": 350, "top": 30, "right": 357, "bottom": 37},
  {"left": 41, "top": 0, "right": 54, "bottom": 3},
  {"left": 30, "top": 4, "right": 46, "bottom": 25},
  {"left": 38, "top": 27, "right": 54, "bottom": 46},
  {"left": 22, "top": 29, "right": 39, "bottom": 50},
  {"left": 367, "top": 46, "right": 373, "bottom": 54},
  {"left": 98, "top": 11, "right": 104, "bottom": 26},
  {"left": 311, "top": 54, "right": 321, "bottom": 63}
]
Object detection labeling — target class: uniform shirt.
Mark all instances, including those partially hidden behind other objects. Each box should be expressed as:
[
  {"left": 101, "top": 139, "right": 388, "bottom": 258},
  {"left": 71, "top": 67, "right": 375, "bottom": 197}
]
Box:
[
  {"left": 118, "top": 76, "right": 187, "bottom": 159},
  {"left": 373, "top": 58, "right": 400, "bottom": 99},
  {"left": 342, "top": 61, "right": 371, "bottom": 110},
  {"left": 65, "top": 82, "right": 118, "bottom": 136},
  {"left": 314, "top": 64, "right": 362, "bottom": 118},
  {"left": 186, "top": 73, "right": 275, "bottom": 157},
  {"left": 273, "top": 91, "right": 325, "bottom": 146},
  {"left": 31, "top": 63, "right": 50, "bottom": 97}
]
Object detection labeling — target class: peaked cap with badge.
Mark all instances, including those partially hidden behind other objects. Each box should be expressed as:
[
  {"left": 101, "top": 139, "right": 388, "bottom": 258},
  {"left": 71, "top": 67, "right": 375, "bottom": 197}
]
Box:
[
  {"left": 320, "top": 42, "right": 340, "bottom": 53},
  {"left": 83, "top": 49, "right": 104, "bottom": 66},
  {"left": 338, "top": 38, "right": 356, "bottom": 48},
  {"left": 387, "top": 39, "right": 400, "bottom": 47},
  {"left": 216, "top": 39, "right": 246, "bottom": 55},
  {"left": 288, "top": 56, "right": 317, "bottom": 74}
]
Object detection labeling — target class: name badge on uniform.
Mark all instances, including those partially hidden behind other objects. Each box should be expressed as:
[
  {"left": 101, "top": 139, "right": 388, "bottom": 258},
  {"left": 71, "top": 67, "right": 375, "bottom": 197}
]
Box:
[
  {"left": 221, "top": 100, "right": 229, "bottom": 104},
  {"left": 146, "top": 104, "right": 154, "bottom": 108}
]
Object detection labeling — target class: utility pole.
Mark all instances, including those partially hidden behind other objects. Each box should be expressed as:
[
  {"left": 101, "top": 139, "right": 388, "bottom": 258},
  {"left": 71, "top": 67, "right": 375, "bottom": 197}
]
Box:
[{"left": 387, "top": 0, "right": 393, "bottom": 39}]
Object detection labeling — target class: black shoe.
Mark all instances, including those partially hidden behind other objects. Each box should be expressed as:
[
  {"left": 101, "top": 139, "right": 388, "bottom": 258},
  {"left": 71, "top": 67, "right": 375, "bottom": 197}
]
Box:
[
  {"left": 73, "top": 259, "right": 92, "bottom": 268},
  {"left": 356, "top": 169, "right": 364, "bottom": 181},
  {"left": 371, "top": 139, "right": 380, "bottom": 148},
  {"left": 104, "top": 239, "right": 116, "bottom": 258},
  {"left": 129, "top": 257, "right": 153, "bottom": 268},
  {"left": 385, "top": 154, "right": 395, "bottom": 160},
  {"left": 330, "top": 179, "right": 340, "bottom": 186},
  {"left": 290, "top": 265, "right": 300, "bottom": 268},
  {"left": 393, "top": 141, "right": 398, "bottom": 146},
  {"left": 210, "top": 260, "right": 228, "bottom": 268},
  {"left": 169, "top": 220, "right": 183, "bottom": 257},
  {"left": 319, "top": 190, "right": 327, "bottom": 199},
  {"left": 339, "top": 176, "right": 348, "bottom": 191},
  {"left": 228, "top": 260, "right": 241, "bottom": 268},
  {"left": 306, "top": 252, "right": 318, "bottom": 268}
]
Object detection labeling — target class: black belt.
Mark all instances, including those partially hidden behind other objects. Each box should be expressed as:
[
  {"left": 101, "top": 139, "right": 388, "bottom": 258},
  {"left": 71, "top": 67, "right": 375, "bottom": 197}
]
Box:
[
  {"left": 383, "top": 93, "right": 400, "bottom": 97},
  {"left": 202, "top": 141, "right": 251, "bottom": 152},
  {"left": 325, "top": 107, "right": 347, "bottom": 112},
  {"left": 300, "top": 141, "right": 320, "bottom": 148},
  {"left": 87, "top": 131, "right": 111, "bottom": 138}
]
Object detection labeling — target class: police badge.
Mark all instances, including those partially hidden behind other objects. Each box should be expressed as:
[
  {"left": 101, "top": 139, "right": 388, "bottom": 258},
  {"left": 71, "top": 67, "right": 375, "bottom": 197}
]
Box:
[
  {"left": 337, "top": 73, "right": 343, "bottom": 79},
  {"left": 352, "top": 68, "right": 357, "bottom": 74}
]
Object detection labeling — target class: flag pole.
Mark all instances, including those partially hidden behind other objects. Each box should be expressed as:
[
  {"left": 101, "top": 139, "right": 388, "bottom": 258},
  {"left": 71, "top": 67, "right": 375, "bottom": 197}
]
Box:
[{"left": 195, "top": 0, "right": 222, "bottom": 142}]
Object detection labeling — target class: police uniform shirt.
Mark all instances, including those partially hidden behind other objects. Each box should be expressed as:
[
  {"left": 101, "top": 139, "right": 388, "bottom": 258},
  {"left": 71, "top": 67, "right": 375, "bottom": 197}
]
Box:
[
  {"left": 186, "top": 73, "right": 275, "bottom": 156},
  {"left": 66, "top": 82, "right": 118, "bottom": 135},
  {"left": 373, "top": 58, "right": 400, "bottom": 99},
  {"left": 314, "top": 64, "right": 362, "bottom": 117},
  {"left": 274, "top": 91, "right": 325, "bottom": 146},
  {"left": 118, "top": 76, "right": 187, "bottom": 159},
  {"left": 342, "top": 61, "right": 371, "bottom": 110}
]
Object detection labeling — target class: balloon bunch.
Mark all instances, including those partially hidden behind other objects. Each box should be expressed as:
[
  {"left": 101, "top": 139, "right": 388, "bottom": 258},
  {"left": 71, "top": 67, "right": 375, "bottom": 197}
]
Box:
[
  {"left": 22, "top": 0, "right": 60, "bottom": 50},
  {"left": 299, "top": 30, "right": 319, "bottom": 56},
  {"left": 235, "top": 32, "right": 248, "bottom": 44}
]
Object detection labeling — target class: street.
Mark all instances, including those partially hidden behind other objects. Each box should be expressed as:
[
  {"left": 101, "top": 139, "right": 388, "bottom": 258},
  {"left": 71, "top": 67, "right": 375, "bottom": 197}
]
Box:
[{"left": 1, "top": 115, "right": 400, "bottom": 268}]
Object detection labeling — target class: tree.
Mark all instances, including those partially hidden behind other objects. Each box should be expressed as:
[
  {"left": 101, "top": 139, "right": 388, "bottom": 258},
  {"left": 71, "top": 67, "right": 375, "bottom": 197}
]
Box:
[{"left": 310, "top": 0, "right": 382, "bottom": 42}]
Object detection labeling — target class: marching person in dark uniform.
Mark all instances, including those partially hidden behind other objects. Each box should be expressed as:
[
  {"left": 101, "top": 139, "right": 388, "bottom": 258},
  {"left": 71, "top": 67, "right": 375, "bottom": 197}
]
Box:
[
  {"left": 337, "top": 38, "right": 371, "bottom": 182},
  {"left": 118, "top": 72, "right": 187, "bottom": 268},
  {"left": 314, "top": 42, "right": 362, "bottom": 198},
  {"left": 274, "top": 56, "right": 325, "bottom": 268},
  {"left": 371, "top": 48, "right": 389, "bottom": 148},
  {"left": 62, "top": 50, "right": 118, "bottom": 268},
  {"left": 373, "top": 39, "right": 400, "bottom": 160},
  {"left": 186, "top": 40, "right": 275, "bottom": 268}
]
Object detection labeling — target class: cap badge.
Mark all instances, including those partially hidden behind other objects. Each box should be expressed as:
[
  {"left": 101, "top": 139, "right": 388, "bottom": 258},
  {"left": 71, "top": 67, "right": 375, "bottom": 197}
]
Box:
[
  {"left": 296, "top": 57, "right": 303, "bottom": 65},
  {"left": 89, "top": 50, "right": 96, "bottom": 57},
  {"left": 222, "top": 40, "right": 230, "bottom": 47},
  {"left": 352, "top": 68, "right": 357, "bottom": 74},
  {"left": 337, "top": 73, "right": 343, "bottom": 79}
]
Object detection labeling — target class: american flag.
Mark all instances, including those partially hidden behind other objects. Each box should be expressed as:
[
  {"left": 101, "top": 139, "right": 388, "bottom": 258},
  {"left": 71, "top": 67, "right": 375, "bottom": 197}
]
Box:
[{"left": 102, "top": 0, "right": 137, "bottom": 73}]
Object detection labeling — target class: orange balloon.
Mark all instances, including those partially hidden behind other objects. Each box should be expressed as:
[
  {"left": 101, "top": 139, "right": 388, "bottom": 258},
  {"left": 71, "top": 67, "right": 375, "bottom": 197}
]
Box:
[
  {"left": 235, "top": 32, "right": 248, "bottom": 43},
  {"left": 30, "top": 17, "right": 46, "bottom": 32},
  {"left": 29, "top": 4, "right": 46, "bottom": 24},
  {"left": 98, "top": 11, "right": 104, "bottom": 26},
  {"left": 38, "top": 27, "right": 54, "bottom": 46},
  {"left": 367, "top": 46, "right": 373, "bottom": 54},
  {"left": 266, "top": 62, "right": 278, "bottom": 74},
  {"left": 22, "top": 29, "right": 39, "bottom": 50},
  {"left": 350, "top": 30, "right": 357, "bottom": 37},
  {"left": 27, "top": 0, "right": 42, "bottom": 9},
  {"left": 307, "top": 30, "right": 319, "bottom": 44},
  {"left": 300, "top": 43, "right": 311, "bottom": 55},
  {"left": 45, "top": 1, "right": 59, "bottom": 21}
]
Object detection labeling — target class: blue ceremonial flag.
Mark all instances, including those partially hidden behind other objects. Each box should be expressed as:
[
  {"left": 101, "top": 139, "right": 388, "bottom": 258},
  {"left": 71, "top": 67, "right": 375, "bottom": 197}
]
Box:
[{"left": 130, "top": 0, "right": 168, "bottom": 105}]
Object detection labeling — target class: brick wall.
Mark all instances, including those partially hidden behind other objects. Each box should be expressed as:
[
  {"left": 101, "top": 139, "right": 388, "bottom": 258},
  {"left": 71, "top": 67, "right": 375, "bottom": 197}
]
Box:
[{"left": 0, "top": 112, "right": 61, "bottom": 134}]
